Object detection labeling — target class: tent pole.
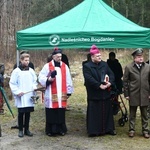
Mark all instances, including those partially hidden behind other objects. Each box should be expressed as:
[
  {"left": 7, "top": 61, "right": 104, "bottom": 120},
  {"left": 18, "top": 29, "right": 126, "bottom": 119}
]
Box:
[
  {"left": 17, "top": 50, "right": 19, "bottom": 67},
  {"left": 148, "top": 49, "right": 150, "bottom": 64}
]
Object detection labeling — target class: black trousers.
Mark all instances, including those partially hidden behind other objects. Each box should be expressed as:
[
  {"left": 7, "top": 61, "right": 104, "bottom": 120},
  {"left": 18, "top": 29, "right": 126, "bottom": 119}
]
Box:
[{"left": 18, "top": 112, "right": 30, "bottom": 131}]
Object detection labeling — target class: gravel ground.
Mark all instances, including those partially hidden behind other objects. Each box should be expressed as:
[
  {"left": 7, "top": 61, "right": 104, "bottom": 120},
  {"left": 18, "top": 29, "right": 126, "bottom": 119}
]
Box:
[
  {"left": 1, "top": 103, "right": 150, "bottom": 150},
  {"left": 0, "top": 105, "right": 106, "bottom": 150}
]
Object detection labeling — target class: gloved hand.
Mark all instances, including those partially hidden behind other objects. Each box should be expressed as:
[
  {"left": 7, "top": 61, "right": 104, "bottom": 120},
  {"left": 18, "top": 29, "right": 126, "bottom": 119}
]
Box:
[{"left": 51, "top": 70, "right": 57, "bottom": 78}]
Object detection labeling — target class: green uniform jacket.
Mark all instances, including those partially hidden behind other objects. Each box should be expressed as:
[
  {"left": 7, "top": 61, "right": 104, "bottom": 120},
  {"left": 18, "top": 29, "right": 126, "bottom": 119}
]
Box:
[{"left": 123, "top": 62, "right": 150, "bottom": 106}]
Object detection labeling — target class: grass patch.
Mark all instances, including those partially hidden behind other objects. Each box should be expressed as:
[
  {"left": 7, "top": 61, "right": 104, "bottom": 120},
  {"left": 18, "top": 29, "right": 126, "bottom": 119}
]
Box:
[{"left": 1, "top": 49, "right": 150, "bottom": 149}]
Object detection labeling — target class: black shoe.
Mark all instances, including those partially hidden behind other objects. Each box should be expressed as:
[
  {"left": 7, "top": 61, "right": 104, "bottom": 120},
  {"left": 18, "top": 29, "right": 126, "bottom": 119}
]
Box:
[
  {"left": 46, "top": 133, "right": 54, "bottom": 136},
  {"left": 11, "top": 125, "right": 19, "bottom": 129},
  {"left": 0, "top": 109, "right": 4, "bottom": 115},
  {"left": 88, "top": 134, "right": 97, "bottom": 137},
  {"left": 18, "top": 131, "right": 24, "bottom": 137},
  {"left": 46, "top": 132, "right": 56, "bottom": 136},
  {"left": 107, "top": 131, "right": 117, "bottom": 136},
  {"left": 24, "top": 130, "right": 33, "bottom": 137},
  {"left": 59, "top": 132, "right": 65, "bottom": 136},
  {"left": 47, "top": 133, "right": 52, "bottom": 136}
]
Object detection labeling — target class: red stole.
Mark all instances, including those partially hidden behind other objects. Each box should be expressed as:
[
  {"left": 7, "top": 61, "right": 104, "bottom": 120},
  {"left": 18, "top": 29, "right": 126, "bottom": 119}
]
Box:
[{"left": 49, "top": 61, "right": 67, "bottom": 108}]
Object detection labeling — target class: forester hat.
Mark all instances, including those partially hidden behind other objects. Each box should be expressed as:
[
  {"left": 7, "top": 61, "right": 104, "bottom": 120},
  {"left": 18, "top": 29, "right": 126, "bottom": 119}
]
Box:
[{"left": 131, "top": 48, "right": 143, "bottom": 57}]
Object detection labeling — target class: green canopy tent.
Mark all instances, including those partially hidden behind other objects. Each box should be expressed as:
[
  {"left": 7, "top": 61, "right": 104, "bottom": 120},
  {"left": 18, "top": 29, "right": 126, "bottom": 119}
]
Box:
[{"left": 16, "top": 0, "right": 150, "bottom": 50}]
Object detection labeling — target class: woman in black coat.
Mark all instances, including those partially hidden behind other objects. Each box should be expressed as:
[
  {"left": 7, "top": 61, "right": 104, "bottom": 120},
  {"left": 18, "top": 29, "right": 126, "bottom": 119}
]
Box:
[{"left": 107, "top": 52, "right": 123, "bottom": 94}]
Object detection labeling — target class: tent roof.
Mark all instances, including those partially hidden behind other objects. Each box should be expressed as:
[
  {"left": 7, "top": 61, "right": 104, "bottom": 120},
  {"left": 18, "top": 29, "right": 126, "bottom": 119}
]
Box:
[{"left": 17, "top": 0, "right": 150, "bottom": 49}]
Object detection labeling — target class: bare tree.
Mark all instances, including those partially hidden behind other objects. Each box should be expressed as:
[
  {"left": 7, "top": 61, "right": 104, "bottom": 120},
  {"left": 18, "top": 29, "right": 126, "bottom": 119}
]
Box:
[{"left": 0, "top": 0, "right": 149, "bottom": 64}]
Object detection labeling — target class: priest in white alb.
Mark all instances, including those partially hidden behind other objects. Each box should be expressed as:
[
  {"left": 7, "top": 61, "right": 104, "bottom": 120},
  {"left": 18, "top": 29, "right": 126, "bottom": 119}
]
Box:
[{"left": 38, "top": 48, "right": 73, "bottom": 136}]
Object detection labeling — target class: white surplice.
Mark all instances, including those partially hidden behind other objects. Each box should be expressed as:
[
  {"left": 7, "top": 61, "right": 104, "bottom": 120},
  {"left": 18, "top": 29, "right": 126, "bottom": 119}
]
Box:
[
  {"left": 38, "top": 60, "right": 73, "bottom": 108},
  {"left": 9, "top": 68, "right": 37, "bottom": 108}
]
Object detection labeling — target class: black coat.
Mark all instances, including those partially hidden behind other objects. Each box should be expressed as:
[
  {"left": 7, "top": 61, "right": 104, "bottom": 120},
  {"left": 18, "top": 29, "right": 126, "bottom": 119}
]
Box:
[
  {"left": 83, "top": 60, "right": 115, "bottom": 101},
  {"left": 107, "top": 59, "right": 123, "bottom": 81},
  {"left": 107, "top": 59, "right": 123, "bottom": 93}
]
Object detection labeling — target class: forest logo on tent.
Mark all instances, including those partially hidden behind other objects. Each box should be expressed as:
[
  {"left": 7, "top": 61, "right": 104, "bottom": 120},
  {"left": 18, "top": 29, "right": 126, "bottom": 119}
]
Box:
[{"left": 49, "top": 35, "right": 60, "bottom": 46}]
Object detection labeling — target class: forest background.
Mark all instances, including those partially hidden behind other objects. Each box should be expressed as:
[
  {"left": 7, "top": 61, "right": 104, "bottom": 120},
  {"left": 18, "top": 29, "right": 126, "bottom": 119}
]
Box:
[
  {"left": 0, "top": 0, "right": 150, "bottom": 65},
  {"left": 0, "top": 1, "right": 150, "bottom": 149}
]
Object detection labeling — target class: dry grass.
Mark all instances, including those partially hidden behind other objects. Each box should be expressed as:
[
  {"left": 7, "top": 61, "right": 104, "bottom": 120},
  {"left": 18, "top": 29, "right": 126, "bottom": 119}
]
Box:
[{"left": 1, "top": 49, "right": 150, "bottom": 149}]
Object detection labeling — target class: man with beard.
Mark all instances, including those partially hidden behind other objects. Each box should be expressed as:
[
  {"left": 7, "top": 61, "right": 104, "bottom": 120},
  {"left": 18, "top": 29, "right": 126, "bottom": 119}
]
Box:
[{"left": 38, "top": 48, "right": 73, "bottom": 136}]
